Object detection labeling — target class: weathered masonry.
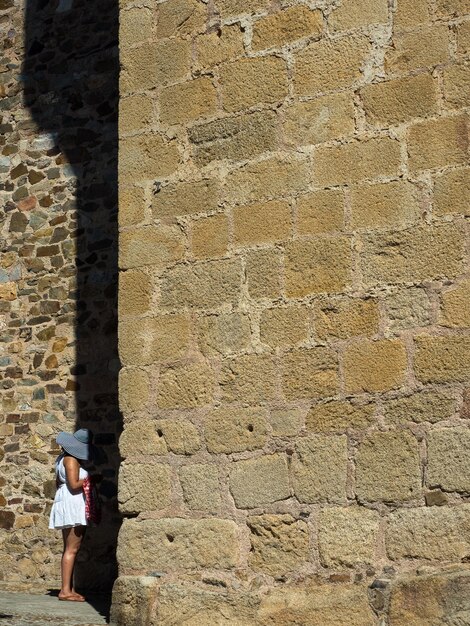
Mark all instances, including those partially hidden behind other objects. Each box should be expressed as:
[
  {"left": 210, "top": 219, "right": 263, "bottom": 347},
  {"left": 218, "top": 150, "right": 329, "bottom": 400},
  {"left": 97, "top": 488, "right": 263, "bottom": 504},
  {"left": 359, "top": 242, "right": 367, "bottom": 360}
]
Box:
[
  {"left": 0, "top": 0, "right": 120, "bottom": 591},
  {"left": 2, "top": 0, "right": 470, "bottom": 621},
  {"left": 113, "top": 0, "right": 470, "bottom": 623}
]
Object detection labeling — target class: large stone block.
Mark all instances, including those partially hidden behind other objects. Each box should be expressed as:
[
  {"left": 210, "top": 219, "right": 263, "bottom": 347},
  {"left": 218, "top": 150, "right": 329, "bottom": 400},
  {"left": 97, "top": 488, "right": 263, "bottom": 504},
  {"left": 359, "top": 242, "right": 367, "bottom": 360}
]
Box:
[
  {"left": 160, "top": 77, "right": 218, "bottom": 125},
  {"left": 233, "top": 199, "right": 291, "bottom": 246},
  {"left": 295, "top": 34, "right": 371, "bottom": 96},
  {"left": 229, "top": 454, "right": 290, "bottom": 508},
  {"left": 247, "top": 514, "right": 310, "bottom": 576},
  {"left": 118, "top": 518, "right": 239, "bottom": 570},
  {"left": 386, "top": 25, "right": 450, "bottom": 73},
  {"left": 119, "top": 226, "right": 185, "bottom": 270},
  {"left": 150, "top": 580, "right": 376, "bottom": 626},
  {"left": 260, "top": 306, "right": 309, "bottom": 349},
  {"left": 204, "top": 406, "right": 268, "bottom": 453},
  {"left": 384, "top": 287, "right": 430, "bottom": 332},
  {"left": 152, "top": 179, "right": 219, "bottom": 220},
  {"left": 252, "top": 6, "right": 322, "bottom": 51},
  {"left": 258, "top": 580, "right": 376, "bottom": 625},
  {"left": 444, "top": 63, "right": 470, "bottom": 109},
  {"left": 179, "top": 464, "right": 221, "bottom": 511},
  {"left": 111, "top": 576, "right": 159, "bottom": 626},
  {"left": 160, "top": 258, "right": 241, "bottom": 310},
  {"left": 318, "top": 506, "right": 380, "bottom": 567},
  {"left": 157, "top": 360, "right": 214, "bottom": 409},
  {"left": 361, "top": 224, "right": 465, "bottom": 286},
  {"left": 152, "top": 582, "right": 259, "bottom": 625},
  {"left": 270, "top": 409, "right": 304, "bottom": 437},
  {"left": 356, "top": 431, "right": 422, "bottom": 502},
  {"left": 219, "top": 354, "right": 277, "bottom": 403},
  {"left": 245, "top": 248, "right": 282, "bottom": 299},
  {"left": 119, "top": 420, "right": 167, "bottom": 458},
  {"left": 436, "top": 0, "right": 470, "bottom": 16},
  {"left": 314, "top": 296, "right": 379, "bottom": 339},
  {"left": 224, "top": 155, "right": 310, "bottom": 206},
  {"left": 384, "top": 390, "right": 456, "bottom": 425},
  {"left": 190, "top": 111, "right": 280, "bottom": 167},
  {"left": 350, "top": 180, "right": 421, "bottom": 230},
  {"left": 119, "top": 134, "right": 180, "bottom": 183},
  {"left": 220, "top": 56, "right": 288, "bottom": 112},
  {"left": 361, "top": 74, "right": 438, "bottom": 127},
  {"left": 314, "top": 137, "right": 401, "bottom": 186},
  {"left": 156, "top": 0, "right": 206, "bottom": 38},
  {"left": 155, "top": 419, "right": 201, "bottom": 455},
  {"left": 386, "top": 505, "right": 470, "bottom": 560},
  {"left": 155, "top": 38, "right": 192, "bottom": 86},
  {"left": 296, "top": 189, "right": 344, "bottom": 235},
  {"left": 439, "top": 278, "right": 470, "bottom": 327},
  {"left": 120, "top": 44, "right": 157, "bottom": 93},
  {"left": 427, "top": 428, "right": 470, "bottom": 492},
  {"left": 306, "top": 400, "right": 375, "bottom": 433},
  {"left": 283, "top": 93, "right": 354, "bottom": 149},
  {"left": 434, "top": 167, "right": 470, "bottom": 216},
  {"left": 388, "top": 567, "right": 470, "bottom": 626},
  {"left": 282, "top": 347, "right": 339, "bottom": 400},
  {"left": 285, "top": 236, "right": 352, "bottom": 297},
  {"left": 119, "top": 269, "right": 151, "bottom": 316},
  {"left": 120, "top": 94, "right": 155, "bottom": 134},
  {"left": 119, "top": 418, "right": 201, "bottom": 457},
  {"left": 414, "top": 335, "right": 470, "bottom": 384},
  {"left": 119, "top": 314, "right": 191, "bottom": 366},
  {"left": 120, "top": 8, "right": 152, "bottom": 47},
  {"left": 408, "top": 115, "right": 469, "bottom": 172},
  {"left": 196, "top": 312, "right": 251, "bottom": 357},
  {"left": 330, "top": 0, "right": 388, "bottom": 30},
  {"left": 457, "top": 21, "right": 470, "bottom": 54},
  {"left": 119, "top": 463, "right": 172, "bottom": 513},
  {"left": 291, "top": 434, "right": 348, "bottom": 503},
  {"left": 191, "top": 214, "right": 229, "bottom": 260},
  {"left": 343, "top": 339, "right": 407, "bottom": 394},
  {"left": 119, "top": 185, "right": 146, "bottom": 227},
  {"left": 195, "top": 23, "right": 245, "bottom": 69},
  {"left": 119, "top": 368, "right": 150, "bottom": 414},
  {"left": 394, "top": 0, "right": 431, "bottom": 27}
]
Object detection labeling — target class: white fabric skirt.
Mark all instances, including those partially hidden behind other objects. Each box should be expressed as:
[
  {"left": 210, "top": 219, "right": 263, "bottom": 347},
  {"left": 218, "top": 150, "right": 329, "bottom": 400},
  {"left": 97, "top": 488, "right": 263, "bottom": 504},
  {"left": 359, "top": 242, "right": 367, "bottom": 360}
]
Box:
[{"left": 48, "top": 455, "right": 88, "bottom": 529}]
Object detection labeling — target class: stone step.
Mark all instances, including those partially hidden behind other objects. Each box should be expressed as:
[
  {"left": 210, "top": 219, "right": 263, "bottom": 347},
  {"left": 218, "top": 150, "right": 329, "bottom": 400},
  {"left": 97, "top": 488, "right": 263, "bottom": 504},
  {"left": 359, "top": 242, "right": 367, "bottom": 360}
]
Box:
[{"left": 0, "top": 591, "right": 109, "bottom": 626}]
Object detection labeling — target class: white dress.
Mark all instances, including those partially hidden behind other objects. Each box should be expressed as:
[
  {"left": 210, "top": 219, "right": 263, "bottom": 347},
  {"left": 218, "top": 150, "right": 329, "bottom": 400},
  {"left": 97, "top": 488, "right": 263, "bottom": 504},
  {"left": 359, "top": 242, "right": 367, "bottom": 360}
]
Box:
[{"left": 48, "top": 454, "right": 89, "bottom": 529}]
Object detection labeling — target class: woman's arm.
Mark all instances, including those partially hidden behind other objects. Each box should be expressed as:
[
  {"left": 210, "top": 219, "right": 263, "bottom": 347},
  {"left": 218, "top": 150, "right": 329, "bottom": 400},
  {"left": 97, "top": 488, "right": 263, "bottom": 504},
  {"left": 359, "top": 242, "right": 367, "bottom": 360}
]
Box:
[{"left": 63, "top": 456, "right": 85, "bottom": 492}]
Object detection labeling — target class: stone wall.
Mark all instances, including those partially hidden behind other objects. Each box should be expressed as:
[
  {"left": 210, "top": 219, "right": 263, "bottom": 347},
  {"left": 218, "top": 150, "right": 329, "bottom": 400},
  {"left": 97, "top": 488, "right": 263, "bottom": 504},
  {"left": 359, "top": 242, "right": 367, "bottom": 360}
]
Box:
[
  {"left": 0, "top": 0, "right": 120, "bottom": 591},
  {"left": 116, "top": 0, "right": 470, "bottom": 621}
]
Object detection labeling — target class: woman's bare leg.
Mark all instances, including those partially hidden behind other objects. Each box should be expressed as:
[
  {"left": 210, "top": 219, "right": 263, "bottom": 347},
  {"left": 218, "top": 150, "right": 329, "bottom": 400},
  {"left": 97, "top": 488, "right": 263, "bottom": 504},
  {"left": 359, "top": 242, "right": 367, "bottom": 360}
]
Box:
[{"left": 59, "top": 526, "right": 86, "bottom": 600}]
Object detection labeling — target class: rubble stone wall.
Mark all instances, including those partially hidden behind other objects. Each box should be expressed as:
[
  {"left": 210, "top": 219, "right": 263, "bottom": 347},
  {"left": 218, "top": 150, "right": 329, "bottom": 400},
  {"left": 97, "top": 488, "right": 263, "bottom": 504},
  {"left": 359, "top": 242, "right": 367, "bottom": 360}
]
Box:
[
  {"left": 0, "top": 0, "right": 120, "bottom": 591},
  {"left": 116, "top": 0, "right": 470, "bottom": 622}
]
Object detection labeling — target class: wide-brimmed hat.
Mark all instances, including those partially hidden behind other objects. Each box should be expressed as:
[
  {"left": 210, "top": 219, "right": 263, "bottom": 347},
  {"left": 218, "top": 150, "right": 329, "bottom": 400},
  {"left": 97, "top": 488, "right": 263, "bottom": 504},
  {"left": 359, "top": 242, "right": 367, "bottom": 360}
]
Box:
[{"left": 56, "top": 428, "right": 91, "bottom": 461}]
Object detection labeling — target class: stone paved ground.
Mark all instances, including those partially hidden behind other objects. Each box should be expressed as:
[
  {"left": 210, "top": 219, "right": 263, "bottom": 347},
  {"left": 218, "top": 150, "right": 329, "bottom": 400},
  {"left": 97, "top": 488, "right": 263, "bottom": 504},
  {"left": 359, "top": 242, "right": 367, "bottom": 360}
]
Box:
[{"left": 0, "top": 592, "right": 109, "bottom": 626}]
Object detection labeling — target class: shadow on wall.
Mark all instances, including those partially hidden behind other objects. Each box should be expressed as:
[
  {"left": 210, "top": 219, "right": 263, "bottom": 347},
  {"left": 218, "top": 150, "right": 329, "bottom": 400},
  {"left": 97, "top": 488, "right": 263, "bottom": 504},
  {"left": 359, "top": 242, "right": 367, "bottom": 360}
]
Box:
[{"left": 23, "top": 0, "right": 121, "bottom": 591}]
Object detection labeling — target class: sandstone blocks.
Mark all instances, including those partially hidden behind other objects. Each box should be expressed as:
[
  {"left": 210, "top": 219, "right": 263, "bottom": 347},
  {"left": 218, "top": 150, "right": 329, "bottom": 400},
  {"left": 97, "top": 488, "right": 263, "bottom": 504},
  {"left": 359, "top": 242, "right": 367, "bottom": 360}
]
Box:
[
  {"left": 356, "top": 431, "right": 422, "bottom": 502},
  {"left": 118, "top": 518, "right": 240, "bottom": 570},
  {"left": 229, "top": 454, "right": 290, "bottom": 508},
  {"left": 116, "top": 0, "right": 470, "bottom": 622}
]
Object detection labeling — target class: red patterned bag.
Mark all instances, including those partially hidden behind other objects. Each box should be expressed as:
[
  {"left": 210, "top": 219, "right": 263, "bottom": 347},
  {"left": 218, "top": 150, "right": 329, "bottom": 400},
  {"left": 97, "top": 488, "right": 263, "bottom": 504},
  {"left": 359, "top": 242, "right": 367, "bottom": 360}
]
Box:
[{"left": 83, "top": 476, "right": 102, "bottom": 525}]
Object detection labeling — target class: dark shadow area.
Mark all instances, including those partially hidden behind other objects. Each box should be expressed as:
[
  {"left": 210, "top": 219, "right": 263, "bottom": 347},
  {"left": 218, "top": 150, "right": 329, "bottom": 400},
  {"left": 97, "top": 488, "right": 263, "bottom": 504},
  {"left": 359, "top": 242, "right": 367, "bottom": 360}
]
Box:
[
  {"left": 23, "top": 0, "right": 121, "bottom": 592},
  {"left": 79, "top": 592, "right": 112, "bottom": 622}
]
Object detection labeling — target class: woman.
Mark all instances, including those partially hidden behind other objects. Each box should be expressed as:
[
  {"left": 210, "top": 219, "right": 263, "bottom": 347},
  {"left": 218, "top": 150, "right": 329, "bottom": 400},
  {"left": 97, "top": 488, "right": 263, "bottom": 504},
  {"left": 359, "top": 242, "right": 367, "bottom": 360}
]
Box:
[{"left": 49, "top": 428, "right": 92, "bottom": 602}]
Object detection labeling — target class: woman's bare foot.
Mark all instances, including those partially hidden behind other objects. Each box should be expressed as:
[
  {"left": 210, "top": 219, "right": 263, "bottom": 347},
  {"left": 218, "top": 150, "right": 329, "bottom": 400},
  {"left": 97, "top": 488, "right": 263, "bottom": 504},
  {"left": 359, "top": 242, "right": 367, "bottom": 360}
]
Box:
[
  {"left": 58, "top": 593, "right": 85, "bottom": 602},
  {"left": 71, "top": 589, "right": 85, "bottom": 601}
]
